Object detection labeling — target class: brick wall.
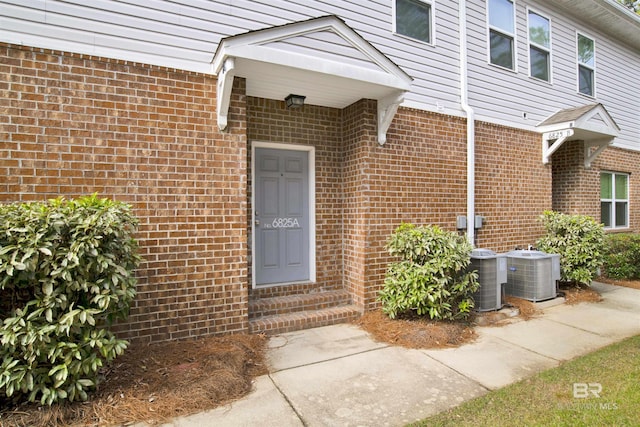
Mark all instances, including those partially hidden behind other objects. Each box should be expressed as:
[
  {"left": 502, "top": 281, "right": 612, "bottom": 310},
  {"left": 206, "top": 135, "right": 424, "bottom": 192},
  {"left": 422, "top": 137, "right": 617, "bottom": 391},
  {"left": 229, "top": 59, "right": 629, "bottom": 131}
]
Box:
[
  {"left": 551, "top": 140, "right": 599, "bottom": 217},
  {"left": 596, "top": 146, "right": 640, "bottom": 233},
  {"left": 245, "top": 101, "right": 547, "bottom": 310},
  {"left": 475, "top": 121, "right": 552, "bottom": 251},
  {"left": 6, "top": 41, "right": 627, "bottom": 339},
  {"left": 365, "top": 108, "right": 469, "bottom": 307},
  {"left": 342, "top": 99, "right": 377, "bottom": 308},
  {"left": 0, "top": 43, "right": 249, "bottom": 342},
  {"left": 553, "top": 140, "right": 640, "bottom": 233}
]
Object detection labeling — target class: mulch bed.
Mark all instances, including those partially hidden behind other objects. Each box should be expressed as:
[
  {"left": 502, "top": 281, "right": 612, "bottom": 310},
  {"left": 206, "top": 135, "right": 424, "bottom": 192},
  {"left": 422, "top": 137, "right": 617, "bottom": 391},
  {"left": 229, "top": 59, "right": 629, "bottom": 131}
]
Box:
[
  {"left": 559, "top": 283, "right": 603, "bottom": 304},
  {"left": 0, "top": 334, "right": 267, "bottom": 427},
  {"left": 355, "top": 310, "right": 476, "bottom": 349}
]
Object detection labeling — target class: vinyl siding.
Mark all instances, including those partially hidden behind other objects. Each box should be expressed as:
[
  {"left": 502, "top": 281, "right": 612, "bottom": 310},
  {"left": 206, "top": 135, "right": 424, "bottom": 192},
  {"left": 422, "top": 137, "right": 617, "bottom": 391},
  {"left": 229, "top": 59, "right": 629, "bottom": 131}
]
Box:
[
  {"left": 467, "top": 0, "right": 639, "bottom": 151},
  {"left": 1, "top": 0, "right": 638, "bottom": 150}
]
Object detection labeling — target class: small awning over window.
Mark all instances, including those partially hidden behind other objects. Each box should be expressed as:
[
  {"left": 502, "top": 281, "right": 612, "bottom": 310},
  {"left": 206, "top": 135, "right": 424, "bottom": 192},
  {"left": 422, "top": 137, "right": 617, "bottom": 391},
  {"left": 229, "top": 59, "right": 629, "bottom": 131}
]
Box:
[
  {"left": 537, "top": 103, "right": 620, "bottom": 168},
  {"left": 211, "top": 15, "right": 413, "bottom": 145}
]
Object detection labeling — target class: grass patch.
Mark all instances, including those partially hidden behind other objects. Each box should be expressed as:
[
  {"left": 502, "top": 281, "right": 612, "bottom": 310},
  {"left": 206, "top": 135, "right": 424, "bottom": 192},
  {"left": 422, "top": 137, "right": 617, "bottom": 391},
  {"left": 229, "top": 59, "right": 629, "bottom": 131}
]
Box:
[{"left": 414, "top": 335, "right": 640, "bottom": 426}]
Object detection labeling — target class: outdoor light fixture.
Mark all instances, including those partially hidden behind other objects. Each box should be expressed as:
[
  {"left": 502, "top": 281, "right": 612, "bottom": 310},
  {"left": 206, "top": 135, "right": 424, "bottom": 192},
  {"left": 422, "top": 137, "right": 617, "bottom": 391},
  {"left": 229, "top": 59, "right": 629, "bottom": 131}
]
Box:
[{"left": 285, "top": 94, "right": 306, "bottom": 108}]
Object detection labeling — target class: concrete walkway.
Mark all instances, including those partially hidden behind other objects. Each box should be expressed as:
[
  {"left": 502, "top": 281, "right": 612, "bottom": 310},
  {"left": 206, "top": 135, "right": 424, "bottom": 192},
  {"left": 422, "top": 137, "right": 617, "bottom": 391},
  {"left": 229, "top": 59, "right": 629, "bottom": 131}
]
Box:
[{"left": 162, "top": 282, "right": 640, "bottom": 427}]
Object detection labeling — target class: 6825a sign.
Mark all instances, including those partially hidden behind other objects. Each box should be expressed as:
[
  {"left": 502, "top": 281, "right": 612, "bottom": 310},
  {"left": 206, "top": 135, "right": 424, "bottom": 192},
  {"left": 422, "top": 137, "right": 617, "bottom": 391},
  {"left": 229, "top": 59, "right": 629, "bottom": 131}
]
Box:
[{"left": 264, "top": 218, "right": 301, "bottom": 228}]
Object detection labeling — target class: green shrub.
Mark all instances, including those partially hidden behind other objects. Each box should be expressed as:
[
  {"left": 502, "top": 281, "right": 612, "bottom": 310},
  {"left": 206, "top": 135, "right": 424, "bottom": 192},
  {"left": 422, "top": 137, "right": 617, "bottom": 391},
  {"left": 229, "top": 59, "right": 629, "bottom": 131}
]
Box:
[
  {"left": 602, "top": 233, "right": 640, "bottom": 280},
  {"left": 0, "top": 195, "right": 140, "bottom": 405},
  {"left": 536, "top": 211, "right": 605, "bottom": 286},
  {"left": 379, "top": 223, "right": 478, "bottom": 320}
]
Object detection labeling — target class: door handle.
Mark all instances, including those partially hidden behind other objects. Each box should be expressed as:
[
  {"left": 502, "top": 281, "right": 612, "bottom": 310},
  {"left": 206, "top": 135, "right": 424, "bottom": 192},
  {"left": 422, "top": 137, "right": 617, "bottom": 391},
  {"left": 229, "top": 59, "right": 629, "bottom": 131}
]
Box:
[{"left": 254, "top": 220, "right": 260, "bottom": 226}]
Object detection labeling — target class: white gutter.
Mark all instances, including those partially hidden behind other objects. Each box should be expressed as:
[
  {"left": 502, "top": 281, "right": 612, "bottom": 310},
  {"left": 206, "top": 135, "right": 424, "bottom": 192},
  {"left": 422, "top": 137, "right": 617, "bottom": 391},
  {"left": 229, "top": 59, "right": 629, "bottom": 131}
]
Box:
[{"left": 459, "top": 0, "right": 476, "bottom": 246}]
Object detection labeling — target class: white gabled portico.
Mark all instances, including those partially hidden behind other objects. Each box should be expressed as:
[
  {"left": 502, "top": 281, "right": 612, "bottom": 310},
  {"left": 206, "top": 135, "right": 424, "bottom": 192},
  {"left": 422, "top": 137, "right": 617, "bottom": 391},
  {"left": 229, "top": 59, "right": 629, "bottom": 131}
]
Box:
[
  {"left": 211, "top": 15, "right": 413, "bottom": 145},
  {"left": 537, "top": 103, "right": 620, "bottom": 168}
]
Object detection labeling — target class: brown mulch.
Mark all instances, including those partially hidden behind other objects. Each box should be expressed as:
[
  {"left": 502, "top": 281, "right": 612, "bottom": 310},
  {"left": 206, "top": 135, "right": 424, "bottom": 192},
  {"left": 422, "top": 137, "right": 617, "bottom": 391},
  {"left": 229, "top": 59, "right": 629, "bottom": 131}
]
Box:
[
  {"left": 355, "top": 310, "right": 476, "bottom": 349},
  {"left": 559, "top": 283, "right": 603, "bottom": 304},
  {"left": 0, "top": 334, "right": 267, "bottom": 427}
]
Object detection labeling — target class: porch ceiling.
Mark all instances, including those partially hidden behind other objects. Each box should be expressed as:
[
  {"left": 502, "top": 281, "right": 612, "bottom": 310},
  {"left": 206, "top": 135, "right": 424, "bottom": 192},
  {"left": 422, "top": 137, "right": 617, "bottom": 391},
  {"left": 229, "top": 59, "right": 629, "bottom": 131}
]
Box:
[
  {"left": 233, "top": 57, "right": 405, "bottom": 110},
  {"left": 211, "top": 15, "right": 413, "bottom": 145}
]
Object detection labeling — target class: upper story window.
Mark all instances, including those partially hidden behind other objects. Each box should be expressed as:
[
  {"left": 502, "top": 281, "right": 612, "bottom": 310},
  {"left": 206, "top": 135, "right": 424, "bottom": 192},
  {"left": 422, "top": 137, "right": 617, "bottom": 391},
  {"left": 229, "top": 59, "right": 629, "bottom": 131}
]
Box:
[
  {"left": 488, "top": 0, "right": 516, "bottom": 70},
  {"left": 601, "top": 172, "right": 629, "bottom": 229},
  {"left": 578, "top": 33, "right": 595, "bottom": 96},
  {"left": 528, "top": 10, "right": 551, "bottom": 82},
  {"left": 395, "top": 0, "right": 433, "bottom": 44}
]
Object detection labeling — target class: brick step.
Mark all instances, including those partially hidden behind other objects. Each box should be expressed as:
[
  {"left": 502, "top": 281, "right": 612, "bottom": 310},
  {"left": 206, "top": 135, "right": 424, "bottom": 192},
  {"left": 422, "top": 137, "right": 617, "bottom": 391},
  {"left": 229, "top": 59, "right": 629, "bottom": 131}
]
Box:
[
  {"left": 249, "top": 290, "right": 352, "bottom": 319},
  {"left": 249, "top": 305, "right": 362, "bottom": 336}
]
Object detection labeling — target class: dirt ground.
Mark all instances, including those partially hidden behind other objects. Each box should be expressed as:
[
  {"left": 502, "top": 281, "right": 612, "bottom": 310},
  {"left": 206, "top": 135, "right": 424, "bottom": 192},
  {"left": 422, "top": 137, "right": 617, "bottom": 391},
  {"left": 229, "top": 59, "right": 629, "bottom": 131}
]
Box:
[{"left": 0, "top": 279, "right": 631, "bottom": 427}]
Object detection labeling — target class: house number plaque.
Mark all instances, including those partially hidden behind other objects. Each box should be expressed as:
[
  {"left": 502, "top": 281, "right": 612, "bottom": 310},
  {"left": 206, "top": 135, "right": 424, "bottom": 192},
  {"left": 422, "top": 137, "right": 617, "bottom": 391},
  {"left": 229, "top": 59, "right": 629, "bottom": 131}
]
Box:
[{"left": 263, "top": 218, "right": 300, "bottom": 228}]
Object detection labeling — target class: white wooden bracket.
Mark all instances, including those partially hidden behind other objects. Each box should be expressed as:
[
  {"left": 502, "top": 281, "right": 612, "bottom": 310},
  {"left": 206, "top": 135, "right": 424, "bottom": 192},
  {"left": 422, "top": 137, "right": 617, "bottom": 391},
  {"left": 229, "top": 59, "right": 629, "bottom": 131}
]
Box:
[
  {"left": 584, "top": 139, "right": 613, "bottom": 169},
  {"left": 377, "top": 92, "right": 405, "bottom": 145},
  {"left": 542, "top": 129, "right": 574, "bottom": 164},
  {"left": 216, "top": 57, "right": 236, "bottom": 132}
]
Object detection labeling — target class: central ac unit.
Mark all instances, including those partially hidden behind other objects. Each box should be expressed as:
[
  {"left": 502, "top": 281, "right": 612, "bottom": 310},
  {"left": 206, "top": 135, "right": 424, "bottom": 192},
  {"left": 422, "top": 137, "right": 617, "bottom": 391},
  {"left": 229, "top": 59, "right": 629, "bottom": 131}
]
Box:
[
  {"left": 469, "top": 249, "right": 507, "bottom": 312},
  {"left": 504, "top": 250, "right": 560, "bottom": 302}
]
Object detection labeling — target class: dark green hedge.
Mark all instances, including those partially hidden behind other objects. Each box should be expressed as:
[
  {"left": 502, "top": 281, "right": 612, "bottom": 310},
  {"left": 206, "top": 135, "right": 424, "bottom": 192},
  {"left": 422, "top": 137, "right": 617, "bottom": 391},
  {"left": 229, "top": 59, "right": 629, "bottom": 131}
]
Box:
[{"left": 602, "top": 233, "right": 640, "bottom": 280}]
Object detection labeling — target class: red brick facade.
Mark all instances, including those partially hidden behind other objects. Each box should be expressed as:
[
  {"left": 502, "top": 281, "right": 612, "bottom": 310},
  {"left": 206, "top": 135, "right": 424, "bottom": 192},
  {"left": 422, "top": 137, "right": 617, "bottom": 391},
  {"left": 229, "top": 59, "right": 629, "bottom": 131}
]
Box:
[
  {"left": 1, "top": 44, "right": 248, "bottom": 342},
  {"left": 553, "top": 140, "right": 640, "bottom": 233},
  {"left": 2, "top": 42, "right": 638, "bottom": 341},
  {"left": 475, "top": 122, "right": 552, "bottom": 251}
]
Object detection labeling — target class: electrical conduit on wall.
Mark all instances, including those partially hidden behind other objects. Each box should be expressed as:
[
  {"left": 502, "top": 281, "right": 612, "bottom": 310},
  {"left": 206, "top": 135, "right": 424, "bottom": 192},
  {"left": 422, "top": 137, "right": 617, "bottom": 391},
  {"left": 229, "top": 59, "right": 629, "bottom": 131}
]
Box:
[{"left": 459, "top": 0, "right": 476, "bottom": 246}]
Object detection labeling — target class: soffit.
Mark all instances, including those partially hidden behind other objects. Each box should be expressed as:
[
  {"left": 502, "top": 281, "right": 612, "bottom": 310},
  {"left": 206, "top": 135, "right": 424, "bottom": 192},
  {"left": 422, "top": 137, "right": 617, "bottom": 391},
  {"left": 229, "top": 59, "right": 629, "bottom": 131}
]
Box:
[{"left": 548, "top": 0, "right": 640, "bottom": 50}]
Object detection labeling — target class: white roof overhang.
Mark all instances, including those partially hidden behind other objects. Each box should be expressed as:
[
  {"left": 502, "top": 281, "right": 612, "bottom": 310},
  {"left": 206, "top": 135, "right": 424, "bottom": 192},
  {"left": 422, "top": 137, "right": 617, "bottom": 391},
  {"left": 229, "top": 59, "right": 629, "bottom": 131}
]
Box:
[
  {"left": 211, "top": 15, "right": 413, "bottom": 145},
  {"left": 537, "top": 103, "right": 620, "bottom": 168},
  {"left": 551, "top": 0, "right": 640, "bottom": 51}
]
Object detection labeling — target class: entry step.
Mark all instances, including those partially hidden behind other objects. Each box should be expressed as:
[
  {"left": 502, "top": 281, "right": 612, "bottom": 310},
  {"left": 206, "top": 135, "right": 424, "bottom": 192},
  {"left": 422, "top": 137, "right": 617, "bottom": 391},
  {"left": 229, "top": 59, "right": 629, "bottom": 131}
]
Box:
[
  {"left": 249, "top": 305, "right": 362, "bottom": 336},
  {"left": 249, "top": 290, "right": 352, "bottom": 318}
]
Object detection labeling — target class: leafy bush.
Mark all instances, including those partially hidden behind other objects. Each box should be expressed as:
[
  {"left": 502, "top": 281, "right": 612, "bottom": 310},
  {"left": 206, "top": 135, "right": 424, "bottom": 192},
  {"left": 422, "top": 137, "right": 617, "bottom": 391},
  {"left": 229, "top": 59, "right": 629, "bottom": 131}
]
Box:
[
  {"left": 602, "top": 233, "right": 640, "bottom": 280},
  {"left": 0, "top": 195, "right": 140, "bottom": 405},
  {"left": 536, "top": 211, "right": 604, "bottom": 286},
  {"left": 379, "top": 223, "right": 478, "bottom": 320}
]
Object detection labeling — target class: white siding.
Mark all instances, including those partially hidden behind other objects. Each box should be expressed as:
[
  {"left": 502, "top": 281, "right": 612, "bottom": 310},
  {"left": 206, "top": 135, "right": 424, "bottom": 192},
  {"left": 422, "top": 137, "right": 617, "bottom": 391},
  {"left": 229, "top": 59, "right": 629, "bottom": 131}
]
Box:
[
  {"left": 1, "top": 0, "right": 638, "bottom": 150},
  {"left": 467, "top": 0, "right": 640, "bottom": 151}
]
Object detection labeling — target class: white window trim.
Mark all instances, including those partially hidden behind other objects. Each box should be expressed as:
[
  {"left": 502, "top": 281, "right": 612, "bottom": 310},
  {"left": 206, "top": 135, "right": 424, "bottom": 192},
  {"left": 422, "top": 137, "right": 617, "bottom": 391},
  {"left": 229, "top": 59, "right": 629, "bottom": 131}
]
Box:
[
  {"left": 526, "top": 7, "right": 552, "bottom": 83},
  {"left": 576, "top": 31, "right": 596, "bottom": 98},
  {"left": 486, "top": 0, "right": 518, "bottom": 72},
  {"left": 251, "top": 141, "right": 317, "bottom": 288},
  {"left": 392, "top": 0, "right": 436, "bottom": 46},
  {"left": 601, "top": 171, "right": 629, "bottom": 230}
]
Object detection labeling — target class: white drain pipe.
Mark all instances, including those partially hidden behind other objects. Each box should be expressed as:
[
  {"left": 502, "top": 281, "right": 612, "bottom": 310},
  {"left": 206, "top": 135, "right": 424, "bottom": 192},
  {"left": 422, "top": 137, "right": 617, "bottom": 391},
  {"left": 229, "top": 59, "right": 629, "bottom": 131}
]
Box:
[{"left": 459, "top": 0, "right": 476, "bottom": 246}]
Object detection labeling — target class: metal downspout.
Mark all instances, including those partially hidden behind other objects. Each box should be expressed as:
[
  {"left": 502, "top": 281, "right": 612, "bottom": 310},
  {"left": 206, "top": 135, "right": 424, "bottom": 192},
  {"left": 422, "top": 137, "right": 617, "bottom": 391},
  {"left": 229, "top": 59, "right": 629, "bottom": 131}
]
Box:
[{"left": 459, "top": 0, "right": 476, "bottom": 246}]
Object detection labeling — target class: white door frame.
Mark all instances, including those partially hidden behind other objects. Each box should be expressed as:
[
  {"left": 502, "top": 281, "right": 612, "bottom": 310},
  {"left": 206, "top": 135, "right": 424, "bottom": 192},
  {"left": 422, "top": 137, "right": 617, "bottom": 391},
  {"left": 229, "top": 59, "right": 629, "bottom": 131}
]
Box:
[{"left": 251, "top": 141, "right": 316, "bottom": 288}]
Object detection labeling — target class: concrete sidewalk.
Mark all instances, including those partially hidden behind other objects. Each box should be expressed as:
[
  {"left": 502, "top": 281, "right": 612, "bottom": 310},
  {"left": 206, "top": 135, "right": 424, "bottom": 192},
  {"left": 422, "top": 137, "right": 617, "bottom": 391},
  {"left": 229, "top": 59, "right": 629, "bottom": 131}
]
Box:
[{"left": 162, "top": 282, "right": 640, "bottom": 427}]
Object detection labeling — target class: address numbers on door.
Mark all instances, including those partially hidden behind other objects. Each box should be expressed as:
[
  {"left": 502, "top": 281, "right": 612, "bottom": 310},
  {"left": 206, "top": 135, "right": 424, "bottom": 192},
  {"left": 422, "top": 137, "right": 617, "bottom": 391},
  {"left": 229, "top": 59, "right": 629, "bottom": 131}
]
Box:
[{"left": 263, "top": 218, "right": 300, "bottom": 228}]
